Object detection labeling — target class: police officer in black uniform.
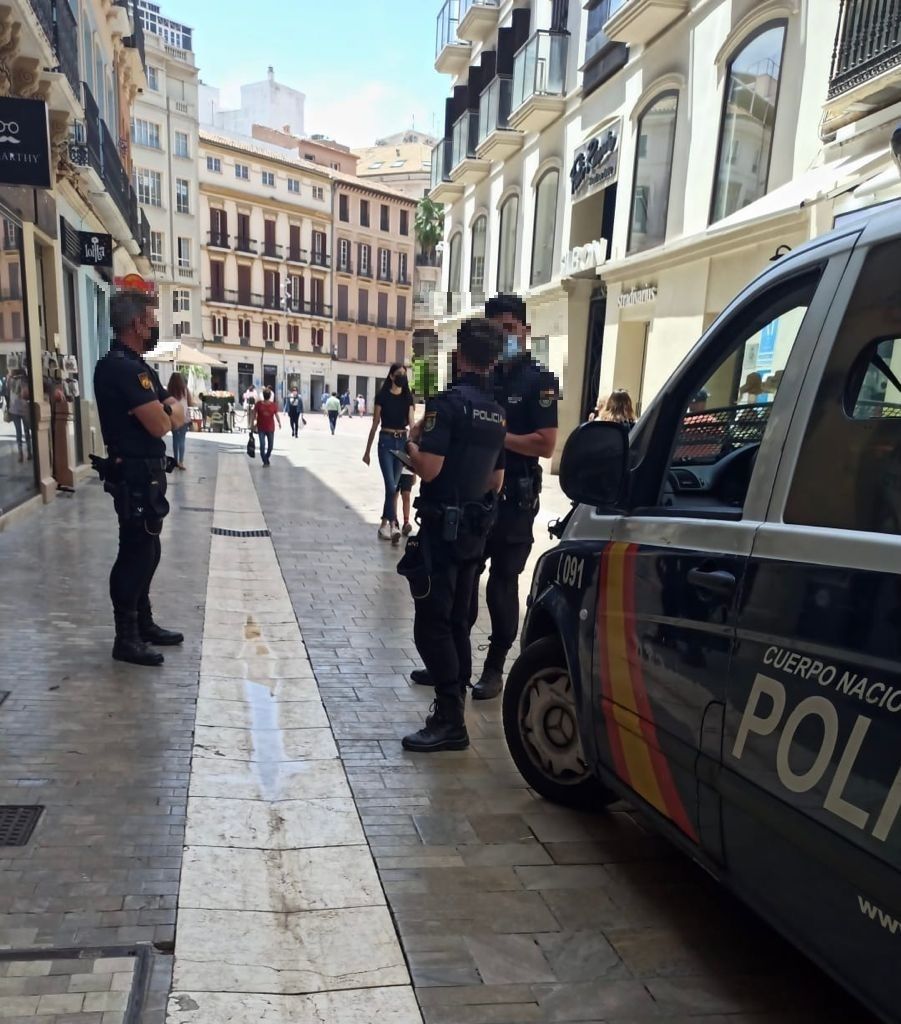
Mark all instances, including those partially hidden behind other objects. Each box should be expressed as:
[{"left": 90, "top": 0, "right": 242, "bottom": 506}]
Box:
[
  {"left": 400, "top": 319, "right": 506, "bottom": 753},
  {"left": 411, "top": 294, "right": 558, "bottom": 699},
  {"left": 93, "top": 290, "right": 186, "bottom": 667}
]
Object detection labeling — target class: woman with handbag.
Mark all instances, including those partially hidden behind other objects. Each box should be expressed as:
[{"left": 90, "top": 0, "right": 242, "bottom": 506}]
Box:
[{"left": 166, "top": 372, "right": 194, "bottom": 470}]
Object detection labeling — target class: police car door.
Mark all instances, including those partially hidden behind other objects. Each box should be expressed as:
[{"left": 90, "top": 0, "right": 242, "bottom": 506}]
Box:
[
  {"left": 723, "top": 224, "right": 901, "bottom": 1022},
  {"left": 598, "top": 242, "right": 853, "bottom": 858}
]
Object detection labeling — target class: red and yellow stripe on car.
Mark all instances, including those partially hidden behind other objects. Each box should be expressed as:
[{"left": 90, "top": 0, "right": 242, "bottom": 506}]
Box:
[{"left": 597, "top": 542, "right": 698, "bottom": 842}]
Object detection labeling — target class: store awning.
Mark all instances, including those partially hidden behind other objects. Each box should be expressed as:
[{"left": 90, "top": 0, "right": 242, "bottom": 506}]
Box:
[
  {"left": 146, "top": 342, "right": 225, "bottom": 367},
  {"left": 713, "top": 151, "right": 888, "bottom": 233}
]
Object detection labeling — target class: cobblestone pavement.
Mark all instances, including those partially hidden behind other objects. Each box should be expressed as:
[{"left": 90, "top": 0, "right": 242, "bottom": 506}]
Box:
[{"left": 0, "top": 417, "right": 875, "bottom": 1023}]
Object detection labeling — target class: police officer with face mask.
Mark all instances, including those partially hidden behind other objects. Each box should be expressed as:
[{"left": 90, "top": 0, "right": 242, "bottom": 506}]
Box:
[
  {"left": 411, "top": 294, "right": 558, "bottom": 699},
  {"left": 399, "top": 318, "right": 506, "bottom": 753},
  {"left": 93, "top": 290, "right": 186, "bottom": 667}
]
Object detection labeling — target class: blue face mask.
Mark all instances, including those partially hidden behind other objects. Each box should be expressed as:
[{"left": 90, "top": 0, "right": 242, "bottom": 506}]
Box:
[{"left": 504, "top": 334, "right": 520, "bottom": 359}]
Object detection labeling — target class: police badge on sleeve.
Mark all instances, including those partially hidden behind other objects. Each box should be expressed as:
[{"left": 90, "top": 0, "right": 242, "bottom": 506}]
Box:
[{"left": 138, "top": 372, "right": 153, "bottom": 390}]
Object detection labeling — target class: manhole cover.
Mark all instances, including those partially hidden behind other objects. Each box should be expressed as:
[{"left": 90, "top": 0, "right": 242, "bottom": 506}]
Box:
[
  {"left": 0, "top": 806, "right": 43, "bottom": 846},
  {"left": 211, "top": 527, "right": 271, "bottom": 538}
]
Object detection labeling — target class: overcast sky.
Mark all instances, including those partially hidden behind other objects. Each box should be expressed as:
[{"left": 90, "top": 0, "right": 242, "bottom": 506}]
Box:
[{"left": 173, "top": 0, "right": 448, "bottom": 146}]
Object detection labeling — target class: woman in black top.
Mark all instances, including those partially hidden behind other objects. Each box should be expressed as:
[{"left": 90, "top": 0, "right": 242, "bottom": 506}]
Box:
[{"left": 363, "top": 364, "right": 414, "bottom": 543}]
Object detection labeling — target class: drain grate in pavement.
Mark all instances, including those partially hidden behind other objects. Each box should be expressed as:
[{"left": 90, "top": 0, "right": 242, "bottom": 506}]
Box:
[
  {"left": 211, "top": 527, "right": 271, "bottom": 538},
  {"left": 0, "top": 805, "right": 44, "bottom": 846}
]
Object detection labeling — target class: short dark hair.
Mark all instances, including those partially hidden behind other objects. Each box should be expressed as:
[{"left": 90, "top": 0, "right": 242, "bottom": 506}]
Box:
[
  {"left": 263, "top": 388, "right": 272, "bottom": 400},
  {"left": 110, "top": 291, "right": 156, "bottom": 337},
  {"left": 485, "top": 293, "right": 526, "bottom": 324},
  {"left": 456, "top": 318, "right": 504, "bottom": 370}
]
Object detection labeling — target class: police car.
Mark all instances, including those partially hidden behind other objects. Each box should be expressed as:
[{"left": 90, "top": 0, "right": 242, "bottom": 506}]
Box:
[{"left": 503, "top": 200, "right": 901, "bottom": 1022}]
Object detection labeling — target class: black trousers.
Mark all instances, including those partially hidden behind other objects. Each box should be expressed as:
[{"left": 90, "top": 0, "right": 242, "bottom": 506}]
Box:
[
  {"left": 469, "top": 502, "right": 535, "bottom": 669},
  {"left": 288, "top": 410, "right": 300, "bottom": 436},
  {"left": 110, "top": 517, "right": 163, "bottom": 616},
  {"left": 412, "top": 532, "right": 482, "bottom": 698}
]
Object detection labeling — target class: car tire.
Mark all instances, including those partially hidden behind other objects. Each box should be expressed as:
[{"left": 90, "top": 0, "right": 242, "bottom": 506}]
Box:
[{"left": 502, "top": 635, "right": 616, "bottom": 810}]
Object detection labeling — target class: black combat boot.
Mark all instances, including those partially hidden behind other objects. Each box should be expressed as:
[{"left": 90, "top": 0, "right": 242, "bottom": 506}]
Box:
[
  {"left": 402, "top": 693, "right": 469, "bottom": 752},
  {"left": 138, "top": 603, "right": 184, "bottom": 646},
  {"left": 472, "top": 660, "right": 504, "bottom": 700},
  {"left": 113, "top": 611, "right": 165, "bottom": 667},
  {"left": 410, "top": 668, "right": 434, "bottom": 686}
]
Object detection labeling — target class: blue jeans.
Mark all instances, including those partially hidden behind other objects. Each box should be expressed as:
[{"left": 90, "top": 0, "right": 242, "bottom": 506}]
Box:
[
  {"left": 377, "top": 433, "right": 405, "bottom": 522},
  {"left": 172, "top": 424, "right": 188, "bottom": 464},
  {"left": 258, "top": 429, "right": 274, "bottom": 464}
]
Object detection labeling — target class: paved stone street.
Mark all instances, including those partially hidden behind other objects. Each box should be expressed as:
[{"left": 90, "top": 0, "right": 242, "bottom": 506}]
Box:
[{"left": 0, "top": 415, "right": 873, "bottom": 1023}]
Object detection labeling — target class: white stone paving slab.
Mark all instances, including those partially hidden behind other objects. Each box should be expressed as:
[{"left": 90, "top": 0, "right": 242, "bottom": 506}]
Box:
[
  {"left": 198, "top": 676, "right": 320, "bottom": 703},
  {"left": 167, "top": 987, "right": 422, "bottom": 1024},
  {"left": 189, "top": 755, "right": 351, "bottom": 802},
  {"left": 194, "top": 697, "right": 329, "bottom": 730},
  {"left": 185, "top": 795, "right": 363, "bottom": 849},
  {"left": 179, "top": 846, "right": 384, "bottom": 912},
  {"left": 172, "top": 907, "right": 409, "bottom": 994},
  {"left": 193, "top": 724, "right": 338, "bottom": 762}
]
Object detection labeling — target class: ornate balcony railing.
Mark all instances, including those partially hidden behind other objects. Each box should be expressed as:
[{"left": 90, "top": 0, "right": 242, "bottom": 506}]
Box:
[{"left": 829, "top": 0, "right": 901, "bottom": 99}]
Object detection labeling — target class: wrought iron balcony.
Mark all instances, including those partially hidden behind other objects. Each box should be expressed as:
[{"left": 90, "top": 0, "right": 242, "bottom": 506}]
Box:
[
  {"left": 31, "top": 0, "right": 80, "bottom": 96},
  {"left": 311, "top": 251, "right": 331, "bottom": 268},
  {"left": 377, "top": 268, "right": 393, "bottom": 283},
  {"left": 207, "top": 230, "right": 230, "bottom": 249},
  {"left": 337, "top": 257, "right": 354, "bottom": 274},
  {"left": 358, "top": 264, "right": 373, "bottom": 279},
  {"left": 510, "top": 31, "right": 569, "bottom": 132},
  {"left": 829, "top": 0, "right": 901, "bottom": 99},
  {"left": 262, "top": 242, "right": 284, "bottom": 260},
  {"left": 287, "top": 246, "right": 308, "bottom": 264},
  {"left": 234, "top": 236, "right": 258, "bottom": 255}
]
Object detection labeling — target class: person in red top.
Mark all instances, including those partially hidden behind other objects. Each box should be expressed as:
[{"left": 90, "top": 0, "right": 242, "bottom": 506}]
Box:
[{"left": 254, "top": 388, "right": 281, "bottom": 466}]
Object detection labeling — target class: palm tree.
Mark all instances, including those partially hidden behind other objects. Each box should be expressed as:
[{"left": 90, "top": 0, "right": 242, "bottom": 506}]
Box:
[{"left": 415, "top": 197, "right": 444, "bottom": 265}]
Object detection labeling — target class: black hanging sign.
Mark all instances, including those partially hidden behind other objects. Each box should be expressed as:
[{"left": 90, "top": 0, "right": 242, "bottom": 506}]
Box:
[
  {"left": 79, "top": 232, "right": 112, "bottom": 267},
  {"left": 0, "top": 97, "right": 52, "bottom": 189}
]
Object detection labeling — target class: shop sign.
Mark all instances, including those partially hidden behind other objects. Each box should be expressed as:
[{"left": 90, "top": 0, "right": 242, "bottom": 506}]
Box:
[
  {"left": 561, "top": 239, "right": 607, "bottom": 278},
  {"left": 570, "top": 120, "right": 621, "bottom": 203},
  {"left": 0, "top": 97, "right": 52, "bottom": 189},
  {"left": 80, "top": 232, "right": 112, "bottom": 267},
  {"left": 618, "top": 283, "right": 658, "bottom": 309}
]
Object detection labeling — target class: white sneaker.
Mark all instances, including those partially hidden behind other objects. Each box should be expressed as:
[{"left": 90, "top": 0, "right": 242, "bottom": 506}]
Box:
[
  {"left": 391, "top": 523, "right": 402, "bottom": 545},
  {"left": 378, "top": 523, "right": 392, "bottom": 540},
  {"left": 402, "top": 522, "right": 413, "bottom": 536}
]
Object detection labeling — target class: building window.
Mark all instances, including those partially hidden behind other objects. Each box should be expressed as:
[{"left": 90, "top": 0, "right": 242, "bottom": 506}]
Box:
[
  {"left": 177, "top": 237, "right": 191, "bottom": 269},
  {"left": 235, "top": 163, "right": 249, "bottom": 180},
  {"left": 357, "top": 336, "right": 367, "bottom": 361},
  {"left": 583, "top": 0, "right": 629, "bottom": 97},
  {"left": 628, "top": 91, "right": 679, "bottom": 255},
  {"left": 360, "top": 244, "right": 371, "bottom": 275},
  {"left": 497, "top": 194, "right": 519, "bottom": 293},
  {"left": 337, "top": 332, "right": 348, "bottom": 359},
  {"left": 400, "top": 209, "right": 409, "bottom": 236},
  {"left": 380, "top": 204, "right": 390, "bottom": 231},
  {"left": 530, "top": 169, "right": 559, "bottom": 287},
  {"left": 379, "top": 248, "right": 391, "bottom": 281},
  {"left": 262, "top": 170, "right": 275, "bottom": 187},
  {"left": 470, "top": 215, "right": 487, "bottom": 302},
  {"left": 175, "top": 178, "right": 190, "bottom": 214},
  {"left": 312, "top": 327, "right": 324, "bottom": 348},
  {"left": 312, "top": 186, "right": 324, "bottom": 201},
  {"left": 448, "top": 232, "right": 462, "bottom": 294},
  {"left": 339, "top": 195, "right": 349, "bottom": 222},
  {"left": 711, "top": 22, "right": 787, "bottom": 224},
  {"left": 149, "top": 230, "right": 164, "bottom": 266},
  {"left": 239, "top": 318, "right": 251, "bottom": 341},
  {"left": 213, "top": 314, "right": 227, "bottom": 338},
  {"left": 135, "top": 168, "right": 162, "bottom": 207},
  {"left": 287, "top": 178, "right": 300, "bottom": 193},
  {"left": 173, "top": 289, "right": 191, "bottom": 312},
  {"left": 147, "top": 65, "right": 160, "bottom": 91},
  {"left": 173, "top": 320, "right": 190, "bottom": 339},
  {"left": 131, "top": 118, "right": 160, "bottom": 148},
  {"left": 377, "top": 337, "right": 387, "bottom": 363},
  {"left": 339, "top": 238, "right": 351, "bottom": 271},
  {"left": 206, "top": 156, "right": 221, "bottom": 173},
  {"left": 398, "top": 251, "right": 408, "bottom": 284},
  {"left": 174, "top": 131, "right": 189, "bottom": 158},
  {"left": 395, "top": 339, "right": 405, "bottom": 364},
  {"left": 360, "top": 199, "right": 370, "bottom": 227},
  {"left": 263, "top": 321, "right": 280, "bottom": 345}
]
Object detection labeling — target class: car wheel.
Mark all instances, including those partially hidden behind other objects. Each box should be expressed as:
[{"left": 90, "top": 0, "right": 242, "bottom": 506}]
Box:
[{"left": 502, "top": 635, "right": 616, "bottom": 810}]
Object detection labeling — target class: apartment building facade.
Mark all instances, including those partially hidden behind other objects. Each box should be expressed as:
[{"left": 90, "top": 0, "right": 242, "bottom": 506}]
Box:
[
  {"left": 429, "top": 0, "right": 841, "bottom": 462},
  {"left": 0, "top": 0, "right": 151, "bottom": 522},
  {"left": 132, "top": 7, "right": 201, "bottom": 343},
  {"left": 198, "top": 130, "right": 335, "bottom": 405},
  {"left": 332, "top": 176, "right": 418, "bottom": 404}
]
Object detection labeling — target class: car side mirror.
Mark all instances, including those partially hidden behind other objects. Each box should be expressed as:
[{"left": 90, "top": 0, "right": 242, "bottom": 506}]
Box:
[{"left": 559, "top": 421, "right": 629, "bottom": 509}]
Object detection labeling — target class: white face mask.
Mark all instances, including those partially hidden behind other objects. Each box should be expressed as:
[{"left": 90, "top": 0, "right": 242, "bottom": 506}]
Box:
[{"left": 505, "top": 334, "right": 520, "bottom": 359}]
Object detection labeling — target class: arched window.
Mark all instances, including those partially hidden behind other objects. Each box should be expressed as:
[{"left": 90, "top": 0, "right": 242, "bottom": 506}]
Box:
[
  {"left": 628, "top": 92, "right": 679, "bottom": 254},
  {"left": 496, "top": 195, "right": 519, "bottom": 294},
  {"left": 447, "top": 232, "right": 462, "bottom": 294},
  {"left": 530, "top": 169, "right": 559, "bottom": 287},
  {"left": 470, "top": 215, "right": 487, "bottom": 304},
  {"left": 711, "top": 22, "right": 787, "bottom": 224}
]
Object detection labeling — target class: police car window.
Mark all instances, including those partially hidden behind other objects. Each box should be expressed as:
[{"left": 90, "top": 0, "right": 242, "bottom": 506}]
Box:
[
  {"left": 661, "top": 275, "right": 816, "bottom": 514},
  {"left": 786, "top": 242, "right": 901, "bottom": 536}
]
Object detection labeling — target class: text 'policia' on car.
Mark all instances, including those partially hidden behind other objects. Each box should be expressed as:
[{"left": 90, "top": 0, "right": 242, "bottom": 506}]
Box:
[{"left": 503, "top": 198, "right": 901, "bottom": 1024}]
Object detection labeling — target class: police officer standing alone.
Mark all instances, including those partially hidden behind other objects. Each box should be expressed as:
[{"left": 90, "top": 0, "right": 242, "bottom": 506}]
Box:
[
  {"left": 400, "top": 319, "right": 506, "bottom": 753},
  {"left": 411, "top": 294, "right": 558, "bottom": 700},
  {"left": 93, "top": 291, "right": 186, "bottom": 667}
]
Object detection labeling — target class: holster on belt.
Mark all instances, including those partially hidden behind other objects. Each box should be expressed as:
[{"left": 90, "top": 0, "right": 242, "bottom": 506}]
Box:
[{"left": 103, "top": 455, "right": 171, "bottom": 523}]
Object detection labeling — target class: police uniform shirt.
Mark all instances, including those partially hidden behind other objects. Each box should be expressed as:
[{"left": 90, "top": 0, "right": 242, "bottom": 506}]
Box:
[
  {"left": 93, "top": 341, "right": 167, "bottom": 458},
  {"left": 497, "top": 354, "right": 559, "bottom": 477},
  {"left": 418, "top": 373, "right": 506, "bottom": 506}
]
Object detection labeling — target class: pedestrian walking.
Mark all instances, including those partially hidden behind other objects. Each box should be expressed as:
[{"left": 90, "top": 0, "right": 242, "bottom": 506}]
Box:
[
  {"left": 92, "top": 290, "right": 185, "bottom": 667},
  {"left": 321, "top": 388, "right": 330, "bottom": 412},
  {"left": 363, "top": 363, "right": 414, "bottom": 543},
  {"left": 340, "top": 390, "right": 351, "bottom": 417},
  {"left": 255, "top": 387, "right": 280, "bottom": 466},
  {"left": 285, "top": 386, "right": 303, "bottom": 437},
  {"left": 398, "top": 318, "right": 506, "bottom": 752},
  {"left": 325, "top": 391, "right": 341, "bottom": 434},
  {"left": 166, "top": 372, "right": 194, "bottom": 470},
  {"left": 356, "top": 393, "right": 366, "bottom": 416},
  {"left": 243, "top": 384, "right": 258, "bottom": 432},
  {"left": 410, "top": 294, "right": 558, "bottom": 701}
]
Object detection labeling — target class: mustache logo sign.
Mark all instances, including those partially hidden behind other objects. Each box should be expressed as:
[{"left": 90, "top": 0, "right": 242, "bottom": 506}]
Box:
[{"left": 0, "top": 121, "right": 20, "bottom": 145}]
